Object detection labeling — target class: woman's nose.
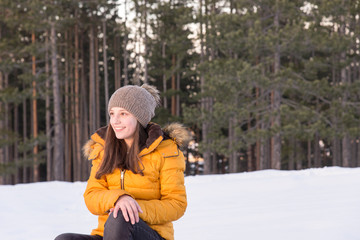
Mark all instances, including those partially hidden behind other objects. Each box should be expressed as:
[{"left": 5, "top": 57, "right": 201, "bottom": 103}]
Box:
[{"left": 112, "top": 114, "right": 121, "bottom": 123}]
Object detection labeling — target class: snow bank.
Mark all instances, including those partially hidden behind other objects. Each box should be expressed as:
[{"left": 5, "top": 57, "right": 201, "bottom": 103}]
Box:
[{"left": 1, "top": 167, "right": 359, "bottom": 240}]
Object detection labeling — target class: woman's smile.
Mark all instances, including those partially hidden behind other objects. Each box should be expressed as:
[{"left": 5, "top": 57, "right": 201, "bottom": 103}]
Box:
[{"left": 113, "top": 126, "right": 125, "bottom": 131}]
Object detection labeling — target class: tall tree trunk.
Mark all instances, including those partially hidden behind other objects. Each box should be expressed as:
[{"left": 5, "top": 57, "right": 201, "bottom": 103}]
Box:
[
  {"left": 22, "top": 80, "right": 28, "bottom": 183},
  {"left": 95, "top": 30, "right": 101, "bottom": 128},
  {"left": 255, "top": 87, "right": 260, "bottom": 170},
  {"left": 271, "top": 1, "right": 281, "bottom": 170},
  {"left": 123, "top": 0, "right": 129, "bottom": 85},
  {"left": 0, "top": 71, "right": 4, "bottom": 184},
  {"left": 51, "top": 21, "right": 64, "bottom": 181},
  {"left": 209, "top": 1, "right": 216, "bottom": 60},
  {"left": 340, "top": 83, "right": 351, "bottom": 167},
  {"left": 45, "top": 30, "right": 52, "bottom": 181},
  {"left": 0, "top": 24, "right": 3, "bottom": 185},
  {"left": 89, "top": 24, "right": 96, "bottom": 134},
  {"left": 229, "top": 116, "right": 239, "bottom": 173},
  {"left": 330, "top": 57, "right": 340, "bottom": 167},
  {"left": 74, "top": 22, "right": 81, "bottom": 181},
  {"left": 143, "top": 0, "right": 148, "bottom": 83},
  {"left": 14, "top": 103, "right": 19, "bottom": 184},
  {"left": 259, "top": 70, "right": 269, "bottom": 170},
  {"left": 201, "top": 87, "right": 211, "bottom": 174},
  {"left": 162, "top": 42, "right": 167, "bottom": 109},
  {"left": 80, "top": 33, "right": 90, "bottom": 179},
  {"left": 4, "top": 73, "right": 10, "bottom": 184},
  {"left": 200, "top": 0, "right": 211, "bottom": 174},
  {"left": 358, "top": 40, "right": 360, "bottom": 167},
  {"left": 176, "top": 68, "right": 180, "bottom": 117},
  {"left": 230, "top": 86, "right": 240, "bottom": 173},
  {"left": 114, "top": 34, "right": 121, "bottom": 90},
  {"left": 247, "top": 115, "right": 253, "bottom": 171},
  {"left": 339, "top": 15, "right": 351, "bottom": 167},
  {"left": 103, "top": 19, "right": 109, "bottom": 124},
  {"left": 171, "top": 54, "right": 176, "bottom": 116},
  {"left": 70, "top": 59, "right": 76, "bottom": 180},
  {"left": 212, "top": 152, "right": 218, "bottom": 174},
  {"left": 133, "top": 14, "right": 141, "bottom": 85},
  {"left": 123, "top": 33, "right": 129, "bottom": 85},
  {"left": 64, "top": 30, "right": 71, "bottom": 182},
  {"left": 341, "top": 68, "right": 351, "bottom": 167},
  {"left": 228, "top": 116, "right": 233, "bottom": 173},
  {"left": 32, "top": 31, "right": 39, "bottom": 182},
  {"left": 0, "top": 71, "right": 9, "bottom": 184}
]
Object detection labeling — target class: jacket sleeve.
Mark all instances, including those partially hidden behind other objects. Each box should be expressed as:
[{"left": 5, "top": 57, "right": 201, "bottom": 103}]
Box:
[
  {"left": 83, "top": 157, "right": 130, "bottom": 215},
  {"left": 137, "top": 150, "right": 187, "bottom": 225}
]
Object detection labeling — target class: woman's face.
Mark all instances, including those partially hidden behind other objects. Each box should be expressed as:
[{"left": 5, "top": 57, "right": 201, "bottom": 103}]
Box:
[{"left": 109, "top": 107, "right": 138, "bottom": 147}]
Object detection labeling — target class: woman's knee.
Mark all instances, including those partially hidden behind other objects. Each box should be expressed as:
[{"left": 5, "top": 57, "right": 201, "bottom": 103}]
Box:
[
  {"left": 105, "top": 211, "right": 129, "bottom": 226},
  {"left": 104, "top": 211, "right": 133, "bottom": 233}
]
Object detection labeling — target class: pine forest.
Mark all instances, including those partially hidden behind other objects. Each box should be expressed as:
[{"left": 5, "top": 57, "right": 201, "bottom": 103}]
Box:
[{"left": 1, "top": 0, "right": 360, "bottom": 184}]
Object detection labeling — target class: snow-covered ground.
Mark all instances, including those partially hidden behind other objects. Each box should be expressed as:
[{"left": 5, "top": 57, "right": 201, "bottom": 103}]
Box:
[{"left": 1, "top": 167, "right": 360, "bottom": 240}]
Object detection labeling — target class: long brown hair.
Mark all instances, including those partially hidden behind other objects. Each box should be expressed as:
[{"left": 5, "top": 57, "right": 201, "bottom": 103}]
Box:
[{"left": 95, "top": 122, "right": 147, "bottom": 179}]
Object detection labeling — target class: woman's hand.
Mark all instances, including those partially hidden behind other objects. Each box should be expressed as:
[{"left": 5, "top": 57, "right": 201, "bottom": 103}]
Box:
[{"left": 110, "top": 195, "right": 143, "bottom": 224}]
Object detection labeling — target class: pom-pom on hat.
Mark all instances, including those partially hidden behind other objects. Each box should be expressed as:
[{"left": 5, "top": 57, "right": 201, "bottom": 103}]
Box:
[{"left": 108, "top": 84, "right": 160, "bottom": 128}]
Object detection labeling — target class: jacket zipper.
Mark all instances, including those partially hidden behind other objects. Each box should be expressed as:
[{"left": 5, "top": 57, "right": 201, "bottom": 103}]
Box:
[{"left": 120, "top": 169, "right": 125, "bottom": 190}]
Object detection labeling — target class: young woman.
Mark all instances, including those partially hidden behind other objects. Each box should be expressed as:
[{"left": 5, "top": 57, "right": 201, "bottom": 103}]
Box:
[{"left": 55, "top": 84, "right": 190, "bottom": 240}]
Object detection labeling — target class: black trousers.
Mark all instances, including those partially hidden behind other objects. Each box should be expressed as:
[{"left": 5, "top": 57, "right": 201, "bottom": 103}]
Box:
[{"left": 55, "top": 212, "right": 165, "bottom": 240}]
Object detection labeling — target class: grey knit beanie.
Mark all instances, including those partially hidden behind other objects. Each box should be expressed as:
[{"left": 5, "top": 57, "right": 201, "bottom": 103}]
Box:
[{"left": 108, "top": 84, "right": 160, "bottom": 127}]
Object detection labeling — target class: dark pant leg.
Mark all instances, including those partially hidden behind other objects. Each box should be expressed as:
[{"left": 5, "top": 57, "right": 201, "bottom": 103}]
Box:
[
  {"left": 104, "top": 212, "right": 164, "bottom": 240},
  {"left": 55, "top": 233, "right": 102, "bottom": 240},
  {"left": 132, "top": 219, "right": 165, "bottom": 240}
]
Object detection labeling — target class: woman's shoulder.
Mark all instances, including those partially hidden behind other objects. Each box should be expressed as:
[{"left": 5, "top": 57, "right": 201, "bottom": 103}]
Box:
[
  {"left": 82, "top": 126, "right": 107, "bottom": 161},
  {"left": 162, "top": 123, "right": 192, "bottom": 148},
  {"left": 83, "top": 139, "right": 104, "bottom": 161},
  {"left": 155, "top": 123, "right": 192, "bottom": 158}
]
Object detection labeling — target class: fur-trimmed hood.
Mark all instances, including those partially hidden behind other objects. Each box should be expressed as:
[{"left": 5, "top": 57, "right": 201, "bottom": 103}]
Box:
[{"left": 83, "top": 122, "right": 192, "bottom": 159}]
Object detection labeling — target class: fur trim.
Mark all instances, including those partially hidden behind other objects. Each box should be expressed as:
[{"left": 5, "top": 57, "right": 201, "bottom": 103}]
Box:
[
  {"left": 141, "top": 84, "right": 161, "bottom": 106},
  {"left": 83, "top": 139, "right": 95, "bottom": 158},
  {"left": 163, "top": 123, "right": 192, "bottom": 148}
]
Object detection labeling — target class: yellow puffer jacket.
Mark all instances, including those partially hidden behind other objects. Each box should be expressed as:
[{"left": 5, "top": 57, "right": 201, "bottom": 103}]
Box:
[{"left": 83, "top": 123, "right": 191, "bottom": 240}]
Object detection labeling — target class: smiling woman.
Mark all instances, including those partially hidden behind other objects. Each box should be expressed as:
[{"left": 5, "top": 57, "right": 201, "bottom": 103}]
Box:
[{"left": 55, "top": 84, "right": 191, "bottom": 240}]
